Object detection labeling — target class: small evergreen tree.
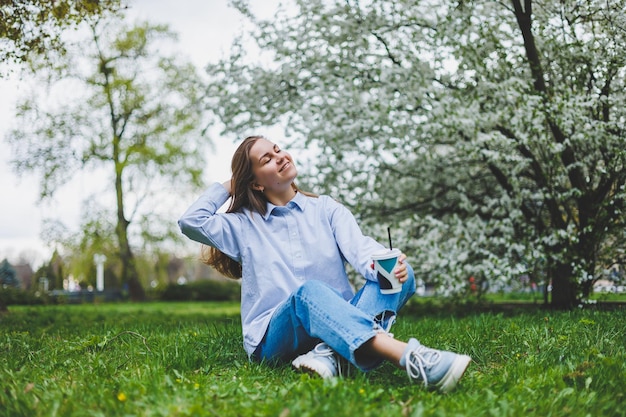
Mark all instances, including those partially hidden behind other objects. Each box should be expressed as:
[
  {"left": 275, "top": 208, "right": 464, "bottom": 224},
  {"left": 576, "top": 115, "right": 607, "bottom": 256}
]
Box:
[{"left": 0, "top": 259, "right": 19, "bottom": 288}]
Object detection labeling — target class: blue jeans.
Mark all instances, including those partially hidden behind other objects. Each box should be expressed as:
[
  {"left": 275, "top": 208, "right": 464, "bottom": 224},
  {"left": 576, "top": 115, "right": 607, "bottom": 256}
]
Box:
[{"left": 252, "top": 265, "right": 416, "bottom": 371}]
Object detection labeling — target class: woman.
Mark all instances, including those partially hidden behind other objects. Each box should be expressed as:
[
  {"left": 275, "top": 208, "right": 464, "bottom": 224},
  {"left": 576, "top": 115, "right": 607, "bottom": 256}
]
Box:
[{"left": 178, "top": 136, "right": 471, "bottom": 392}]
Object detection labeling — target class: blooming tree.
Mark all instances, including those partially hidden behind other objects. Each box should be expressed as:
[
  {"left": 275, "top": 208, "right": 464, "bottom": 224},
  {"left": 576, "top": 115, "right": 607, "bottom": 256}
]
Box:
[{"left": 205, "top": 0, "right": 626, "bottom": 308}]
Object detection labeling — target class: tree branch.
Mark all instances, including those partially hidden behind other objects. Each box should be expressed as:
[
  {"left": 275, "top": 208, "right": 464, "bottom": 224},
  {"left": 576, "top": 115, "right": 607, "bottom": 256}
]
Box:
[
  {"left": 511, "top": 0, "right": 588, "bottom": 200},
  {"left": 370, "top": 31, "right": 401, "bottom": 66},
  {"left": 495, "top": 124, "right": 565, "bottom": 230}
]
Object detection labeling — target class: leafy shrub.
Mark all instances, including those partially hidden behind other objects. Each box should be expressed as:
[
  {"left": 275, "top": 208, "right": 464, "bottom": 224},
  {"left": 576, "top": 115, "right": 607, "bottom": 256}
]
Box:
[
  {"left": 160, "top": 279, "right": 240, "bottom": 302},
  {"left": 0, "top": 287, "right": 50, "bottom": 306}
]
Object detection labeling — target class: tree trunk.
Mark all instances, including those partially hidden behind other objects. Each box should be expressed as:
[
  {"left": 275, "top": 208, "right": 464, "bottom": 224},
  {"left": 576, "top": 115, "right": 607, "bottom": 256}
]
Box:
[
  {"left": 580, "top": 279, "right": 593, "bottom": 299},
  {"left": 550, "top": 261, "right": 577, "bottom": 309},
  {"left": 120, "top": 240, "right": 145, "bottom": 301},
  {"left": 114, "top": 160, "right": 145, "bottom": 301}
]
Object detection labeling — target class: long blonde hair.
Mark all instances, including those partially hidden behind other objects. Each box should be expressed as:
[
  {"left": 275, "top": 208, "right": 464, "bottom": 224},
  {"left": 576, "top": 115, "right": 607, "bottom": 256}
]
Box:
[{"left": 201, "top": 136, "right": 315, "bottom": 278}]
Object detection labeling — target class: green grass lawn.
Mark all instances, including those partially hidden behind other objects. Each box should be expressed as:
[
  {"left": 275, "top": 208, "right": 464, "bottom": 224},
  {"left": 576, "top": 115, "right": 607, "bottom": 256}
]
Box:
[{"left": 1, "top": 301, "right": 625, "bottom": 417}]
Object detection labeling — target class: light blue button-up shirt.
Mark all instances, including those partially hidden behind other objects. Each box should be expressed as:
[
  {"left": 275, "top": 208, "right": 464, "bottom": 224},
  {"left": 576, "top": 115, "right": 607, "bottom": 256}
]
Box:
[{"left": 178, "top": 182, "right": 384, "bottom": 356}]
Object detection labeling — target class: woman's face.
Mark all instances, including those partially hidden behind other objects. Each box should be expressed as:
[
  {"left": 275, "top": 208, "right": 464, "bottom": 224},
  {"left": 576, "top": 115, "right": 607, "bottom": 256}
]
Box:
[{"left": 248, "top": 138, "right": 297, "bottom": 193}]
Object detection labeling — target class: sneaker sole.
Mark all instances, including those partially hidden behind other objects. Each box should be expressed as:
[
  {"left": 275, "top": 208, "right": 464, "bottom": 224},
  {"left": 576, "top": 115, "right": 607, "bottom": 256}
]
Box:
[
  {"left": 435, "top": 355, "right": 471, "bottom": 393},
  {"left": 292, "top": 357, "right": 336, "bottom": 379}
]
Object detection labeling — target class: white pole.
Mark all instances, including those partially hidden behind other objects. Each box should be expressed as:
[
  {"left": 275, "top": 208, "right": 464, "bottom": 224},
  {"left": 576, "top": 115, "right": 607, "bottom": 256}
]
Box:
[{"left": 94, "top": 254, "right": 107, "bottom": 292}]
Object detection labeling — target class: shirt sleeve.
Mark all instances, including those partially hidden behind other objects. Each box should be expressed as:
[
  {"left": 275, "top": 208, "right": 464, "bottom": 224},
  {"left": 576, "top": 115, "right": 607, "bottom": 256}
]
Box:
[
  {"left": 177, "top": 182, "right": 242, "bottom": 262},
  {"left": 324, "top": 196, "right": 385, "bottom": 282}
]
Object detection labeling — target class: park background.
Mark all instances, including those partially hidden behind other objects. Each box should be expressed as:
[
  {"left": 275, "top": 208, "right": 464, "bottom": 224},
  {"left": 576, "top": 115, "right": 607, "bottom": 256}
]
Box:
[
  {"left": 1, "top": 0, "right": 625, "bottom": 309},
  {"left": 0, "top": 0, "right": 282, "bottom": 303},
  {"left": 1, "top": 2, "right": 625, "bottom": 416}
]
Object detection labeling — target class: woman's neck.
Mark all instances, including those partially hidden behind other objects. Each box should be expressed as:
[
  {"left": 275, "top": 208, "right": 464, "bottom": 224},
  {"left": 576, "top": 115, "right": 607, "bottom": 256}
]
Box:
[{"left": 265, "top": 186, "right": 297, "bottom": 206}]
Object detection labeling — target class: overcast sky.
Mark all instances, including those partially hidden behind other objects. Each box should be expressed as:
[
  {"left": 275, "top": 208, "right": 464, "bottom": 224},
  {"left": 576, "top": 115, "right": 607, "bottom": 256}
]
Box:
[{"left": 0, "top": 0, "right": 282, "bottom": 267}]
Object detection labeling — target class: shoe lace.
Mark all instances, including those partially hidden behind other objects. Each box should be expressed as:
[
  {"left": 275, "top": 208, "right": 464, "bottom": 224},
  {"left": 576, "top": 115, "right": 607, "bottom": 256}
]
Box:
[
  {"left": 314, "top": 343, "right": 341, "bottom": 377},
  {"left": 405, "top": 345, "right": 441, "bottom": 387}
]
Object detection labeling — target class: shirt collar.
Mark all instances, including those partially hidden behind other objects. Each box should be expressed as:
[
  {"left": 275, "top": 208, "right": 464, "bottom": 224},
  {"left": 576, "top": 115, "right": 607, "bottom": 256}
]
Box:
[{"left": 263, "top": 191, "right": 307, "bottom": 220}]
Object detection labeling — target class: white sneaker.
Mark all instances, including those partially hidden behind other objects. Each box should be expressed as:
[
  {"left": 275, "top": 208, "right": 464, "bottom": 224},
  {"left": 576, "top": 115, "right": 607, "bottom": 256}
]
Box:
[
  {"left": 292, "top": 342, "right": 340, "bottom": 378},
  {"left": 400, "top": 338, "right": 471, "bottom": 393}
]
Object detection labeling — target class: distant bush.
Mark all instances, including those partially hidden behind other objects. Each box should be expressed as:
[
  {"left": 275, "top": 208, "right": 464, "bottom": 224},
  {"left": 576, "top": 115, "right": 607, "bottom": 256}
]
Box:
[
  {"left": 0, "top": 287, "right": 50, "bottom": 306},
  {"left": 160, "top": 279, "right": 240, "bottom": 302}
]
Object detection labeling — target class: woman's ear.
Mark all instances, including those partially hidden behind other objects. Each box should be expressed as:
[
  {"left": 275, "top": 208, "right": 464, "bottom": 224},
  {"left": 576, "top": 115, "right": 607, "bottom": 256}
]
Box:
[{"left": 250, "top": 182, "right": 264, "bottom": 192}]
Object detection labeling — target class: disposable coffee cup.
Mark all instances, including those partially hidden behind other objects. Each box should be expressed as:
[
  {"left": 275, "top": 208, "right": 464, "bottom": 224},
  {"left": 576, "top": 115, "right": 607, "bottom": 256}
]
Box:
[{"left": 372, "top": 248, "right": 402, "bottom": 294}]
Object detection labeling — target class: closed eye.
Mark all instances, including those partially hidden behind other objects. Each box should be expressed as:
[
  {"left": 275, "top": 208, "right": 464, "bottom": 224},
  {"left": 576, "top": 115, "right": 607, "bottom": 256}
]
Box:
[{"left": 259, "top": 144, "right": 282, "bottom": 165}]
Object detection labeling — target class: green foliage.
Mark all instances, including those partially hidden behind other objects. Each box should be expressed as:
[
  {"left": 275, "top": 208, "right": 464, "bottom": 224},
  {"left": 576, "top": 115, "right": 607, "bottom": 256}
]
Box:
[
  {"left": 0, "top": 287, "right": 50, "bottom": 307},
  {"left": 31, "top": 250, "right": 66, "bottom": 291},
  {"left": 0, "top": 0, "right": 123, "bottom": 71},
  {"left": 8, "top": 18, "right": 208, "bottom": 199},
  {"left": 0, "top": 302, "right": 624, "bottom": 416},
  {"left": 160, "top": 280, "right": 241, "bottom": 302}
]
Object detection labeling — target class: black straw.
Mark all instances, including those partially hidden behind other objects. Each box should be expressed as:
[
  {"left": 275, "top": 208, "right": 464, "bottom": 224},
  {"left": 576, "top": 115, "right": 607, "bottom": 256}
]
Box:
[{"left": 387, "top": 226, "right": 393, "bottom": 250}]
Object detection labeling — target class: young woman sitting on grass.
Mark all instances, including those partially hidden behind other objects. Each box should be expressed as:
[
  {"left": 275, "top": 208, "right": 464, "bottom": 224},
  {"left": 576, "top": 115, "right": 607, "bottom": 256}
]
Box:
[{"left": 178, "top": 135, "right": 471, "bottom": 392}]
